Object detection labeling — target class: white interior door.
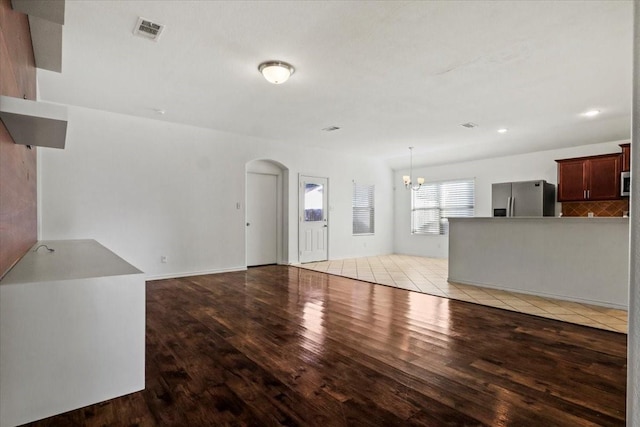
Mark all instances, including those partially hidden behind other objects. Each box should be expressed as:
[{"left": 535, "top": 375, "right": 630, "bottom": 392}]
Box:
[
  {"left": 299, "top": 175, "right": 328, "bottom": 263},
  {"left": 247, "top": 173, "right": 278, "bottom": 266}
]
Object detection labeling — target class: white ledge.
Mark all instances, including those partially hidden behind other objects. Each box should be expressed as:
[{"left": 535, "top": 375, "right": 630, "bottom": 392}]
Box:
[
  {"left": 0, "top": 96, "right": 67, "bottom": 149},
  {"left": 1, "top": 239, "right": 142, "bottom": 285}
]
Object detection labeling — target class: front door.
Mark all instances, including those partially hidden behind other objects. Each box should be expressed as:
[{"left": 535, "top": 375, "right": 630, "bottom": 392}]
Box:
[
  {"left": 299, "top": 175, "right": 328, "bottom": 263},
  {"left": 247, "top": 172, "right": 278, "bottom": 266}
]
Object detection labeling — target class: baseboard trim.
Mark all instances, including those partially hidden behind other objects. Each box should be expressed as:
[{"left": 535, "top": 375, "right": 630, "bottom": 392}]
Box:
[
  {"left": 146, "top": 266, "right": 247, "bottom": 281},
  {"left": 447, "top": 277, "right": 628, "bottom": 310}
]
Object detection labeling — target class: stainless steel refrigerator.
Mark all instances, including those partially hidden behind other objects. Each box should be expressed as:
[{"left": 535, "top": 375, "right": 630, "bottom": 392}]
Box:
[{"left": 492, "top": 180, "right": 555, "bottom": 217}]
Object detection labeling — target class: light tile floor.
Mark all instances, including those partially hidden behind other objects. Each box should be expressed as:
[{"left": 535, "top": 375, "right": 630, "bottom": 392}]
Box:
[{"left": 297, "top": 254, "right": 628, "bottom": 334}]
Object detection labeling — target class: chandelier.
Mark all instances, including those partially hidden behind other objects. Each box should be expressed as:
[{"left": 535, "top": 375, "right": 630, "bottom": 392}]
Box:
[{"left": 402, "top": 147, "right": 424, "bottom": 191}]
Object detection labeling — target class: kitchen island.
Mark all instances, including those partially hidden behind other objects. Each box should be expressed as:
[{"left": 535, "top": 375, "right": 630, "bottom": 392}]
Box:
[{"left": 448, "top": 217, "right": 629, "bottom": 309}]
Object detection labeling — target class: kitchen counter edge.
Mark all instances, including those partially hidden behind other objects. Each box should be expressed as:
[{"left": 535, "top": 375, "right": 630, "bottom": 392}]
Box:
[{"left": 449, "top": 217, "right": 629, "bottom": 223}]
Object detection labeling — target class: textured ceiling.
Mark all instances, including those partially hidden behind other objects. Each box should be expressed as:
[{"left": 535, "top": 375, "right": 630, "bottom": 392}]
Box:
[{"left": 36, "top": 0, "right": 634, "bottom": 169}]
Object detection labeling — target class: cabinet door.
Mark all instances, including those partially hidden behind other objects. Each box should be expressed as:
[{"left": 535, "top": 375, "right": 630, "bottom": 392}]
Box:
[
  {"left": 588, "top": 155, "right": 620, "bottom": 200},
  {"left": 557, "top": 159, "right": 586, "bottom": 201},
  {"left": 621, "top": 144, "right": 631, "bottom": 172}
]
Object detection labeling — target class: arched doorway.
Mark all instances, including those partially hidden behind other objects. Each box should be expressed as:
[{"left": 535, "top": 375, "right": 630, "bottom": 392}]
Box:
[{"left": 245, "top": 159, "right": 289, "bottom": 266}]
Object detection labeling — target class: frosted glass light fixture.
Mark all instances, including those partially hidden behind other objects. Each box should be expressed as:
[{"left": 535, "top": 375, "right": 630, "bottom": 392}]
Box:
[
  {"left": 258, "top": 61, "right": 295, "bottom": 84},
  {"left": 403, "top": 147, "right": 424, "bottom": 191}
]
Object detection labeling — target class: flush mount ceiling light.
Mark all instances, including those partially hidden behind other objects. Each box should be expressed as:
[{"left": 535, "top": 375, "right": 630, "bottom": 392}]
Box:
[
  {"left": 583, "top": 109, "right": 601, "bottom": 117},
  {"left": 258, "top": 61, "right": 295, "bottom": 84},
  {"left": 402, "top": 147, "right": 425, "bottom": 191},
  {"left": 497, "top": 128, "right": 508, "bottom": 133}
]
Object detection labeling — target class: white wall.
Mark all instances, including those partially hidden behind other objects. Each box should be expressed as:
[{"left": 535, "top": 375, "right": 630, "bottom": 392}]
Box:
[
  {"left": 394, "top": 139, "right": 629, "bottom": 258},
  {"left": 38, "top": 107, "right": 394, "bottom": 278},
  {"left": 627, "top": 2, "right": 638, "bottom": 424}
]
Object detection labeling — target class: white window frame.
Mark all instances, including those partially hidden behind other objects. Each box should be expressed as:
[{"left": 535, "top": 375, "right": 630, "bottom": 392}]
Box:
[
  {"left": 411, "top": 178, "right": 475, "bottom": 235},
  {"left": 352, "top": 182, "right": 375, "bottom": 235}
]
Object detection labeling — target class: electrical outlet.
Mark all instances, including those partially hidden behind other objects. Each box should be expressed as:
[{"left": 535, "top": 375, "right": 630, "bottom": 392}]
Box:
[{"left": 160, "top": 256, "right": 167, "bottom": 263}]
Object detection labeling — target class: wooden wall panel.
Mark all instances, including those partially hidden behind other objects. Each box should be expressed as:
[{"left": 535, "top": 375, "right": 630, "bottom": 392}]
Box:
[{"left": 0, "top": 0, "right": 38, "bottom": 279}]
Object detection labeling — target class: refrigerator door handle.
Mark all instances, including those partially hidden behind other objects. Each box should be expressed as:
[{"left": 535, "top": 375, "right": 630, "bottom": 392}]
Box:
[
  {"left": 510, "top": 196, "right": 515, "bottom": 217},
  {"left": 507, "top": 196, "right": 512, "bottom": 217}
]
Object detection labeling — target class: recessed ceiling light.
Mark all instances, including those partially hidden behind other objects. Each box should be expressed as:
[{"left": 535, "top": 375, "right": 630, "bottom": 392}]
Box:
[
  {"left": 583, "top": 109, "right": 600, "bottom": 117},
  {"left": 153, "top": 109, "right": 166, "bottom": 115},
  {"left": 497, "top": 128, "right": 508, "bottom": 133}
]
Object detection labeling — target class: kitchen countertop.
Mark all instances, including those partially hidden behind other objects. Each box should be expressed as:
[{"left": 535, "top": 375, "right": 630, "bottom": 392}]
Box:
[{"left": 450, "top": 216, "right": 629, "bottom": 223}]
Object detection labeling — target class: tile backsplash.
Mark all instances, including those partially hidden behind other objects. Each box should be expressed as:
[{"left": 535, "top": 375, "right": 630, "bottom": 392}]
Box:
[{"left": 561, "top": 200, "right": 629, "bottom": 217}]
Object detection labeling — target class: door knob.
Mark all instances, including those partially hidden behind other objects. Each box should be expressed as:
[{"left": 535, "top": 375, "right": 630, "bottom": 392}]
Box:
[
  {"left": 246, "top": 222, "right": 250, "bottom": 226},
  {"left": 323, "top": 225, "right": 328, "bottom": 228}
]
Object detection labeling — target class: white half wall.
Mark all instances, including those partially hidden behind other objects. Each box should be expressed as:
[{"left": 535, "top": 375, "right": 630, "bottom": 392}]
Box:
[
  {"left": 393, "top": 139, "right": 629, "bottom": 258},
  {"left": 448, "top": 217, "right": 629, "bottom": 309},
  {"left": 0, "top": 240, "right": 144, "bottom": 427},
  {"left": 38, "top": 107, "right": 394, "bottom": 278}
]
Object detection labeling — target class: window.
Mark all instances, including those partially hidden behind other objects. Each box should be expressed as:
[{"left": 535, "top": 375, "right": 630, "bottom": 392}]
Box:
[
  {"left": 353, "top": 182, "right": 374, "bottom": 235},
  {"left": 304, "top": 183, "right": 324, "bottom": 221},
  {"left": 411, "top": 179, "right": 474, "bottom": 235}
]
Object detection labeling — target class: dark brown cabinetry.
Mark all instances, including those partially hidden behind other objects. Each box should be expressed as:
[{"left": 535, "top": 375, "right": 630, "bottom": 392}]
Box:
[
  {"left": 556, "top": 158, "right": 586, "bottom": 201},
  {"left": 556, "top": 154, "right": 621, "bottom": 202},
  {"left": 620, "top": 143, "right": 631, "bottom": 172}
]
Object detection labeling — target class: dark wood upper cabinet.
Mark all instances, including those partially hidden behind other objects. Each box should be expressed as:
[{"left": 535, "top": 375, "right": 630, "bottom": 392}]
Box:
[
  {"left": 556, "top": 153, "right": 620, "bottom": 202},
  {"left": 620, "top": 143, "right": 631, "bottom": 172},
  {"left": 588, "top": 155, "right": 620, "bottom": 200},
  {"left": 556, "top": 158, "right": 587, "bottom": 201}
]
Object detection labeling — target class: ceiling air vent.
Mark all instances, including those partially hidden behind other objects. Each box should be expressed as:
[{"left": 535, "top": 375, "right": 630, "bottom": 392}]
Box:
[
  {"left": 133, "top": 17, "right": 165, "bottom": 41},
  {"left": 460, "top": 122, "right": 478, "bottom": 129}
]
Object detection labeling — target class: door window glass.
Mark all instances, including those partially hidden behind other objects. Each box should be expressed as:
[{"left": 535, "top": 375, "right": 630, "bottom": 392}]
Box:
[{"left": 304, "top": 183, "right": 323, "bottom": 221}]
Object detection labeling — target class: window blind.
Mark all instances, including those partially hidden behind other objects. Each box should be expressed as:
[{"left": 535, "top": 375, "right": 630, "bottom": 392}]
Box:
[
  {"left": 411, "top": 179, "right": 474, "bottom": 235},
  {"left": 353, "top": 183, "right": 375, "bottom": 235}
]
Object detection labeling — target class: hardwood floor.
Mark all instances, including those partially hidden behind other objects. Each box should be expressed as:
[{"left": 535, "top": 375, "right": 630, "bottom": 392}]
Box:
[
  {"left": 28, "top": 266, "right": 627, "bottom": 426},
  {"left": 298, "top": 255, "right": 629, "bottom": 332}
]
